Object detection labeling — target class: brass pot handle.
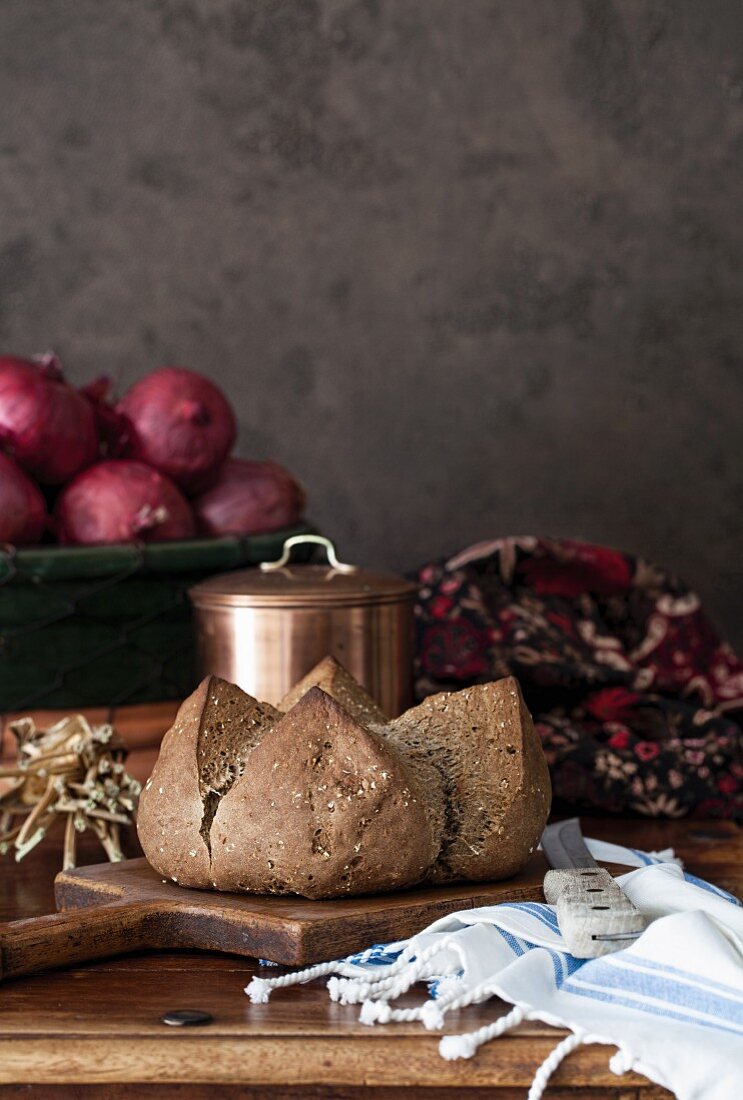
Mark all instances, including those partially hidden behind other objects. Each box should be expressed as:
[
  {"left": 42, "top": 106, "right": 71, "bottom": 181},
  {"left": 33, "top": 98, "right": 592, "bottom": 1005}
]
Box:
[{"left": 259, "top": 535, "right": 357, "bottom": 574}]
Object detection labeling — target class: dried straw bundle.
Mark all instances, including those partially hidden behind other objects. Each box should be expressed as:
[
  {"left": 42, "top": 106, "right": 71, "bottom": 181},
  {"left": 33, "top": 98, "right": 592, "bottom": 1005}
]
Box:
[{"left": 0, "top": 715, "right": 141, "bottom": 870}]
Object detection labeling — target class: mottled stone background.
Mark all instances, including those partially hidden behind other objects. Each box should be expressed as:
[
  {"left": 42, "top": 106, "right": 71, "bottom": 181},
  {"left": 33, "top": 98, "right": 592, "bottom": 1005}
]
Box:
[{"left": 1, "top": 1, "right": 741, "bottom": 647}]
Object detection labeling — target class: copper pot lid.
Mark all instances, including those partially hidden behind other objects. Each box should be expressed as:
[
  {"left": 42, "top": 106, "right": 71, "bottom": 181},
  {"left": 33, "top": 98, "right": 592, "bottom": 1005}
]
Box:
[{"left": 189, "top": 535, "right": 419, "bottom": 609}]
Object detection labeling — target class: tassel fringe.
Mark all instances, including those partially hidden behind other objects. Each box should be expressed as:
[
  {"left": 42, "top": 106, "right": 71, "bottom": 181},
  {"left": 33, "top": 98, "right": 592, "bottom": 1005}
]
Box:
[
  {"left": 246, "top": 937, "right": 456, "bottom": 1007},
  {"left": 527, "top": 1032, "right": 585, "bottom": 1100},
  {"left": 610, "top": 1047, "right": 634, "bottom": 1075},
  {"left": 245, "top": 942, "right": 633, "bottom": 1099},
  {"left": 246, "top": 958, "right": 339, "bottom": 1003},
  {"left": 439, "top": 1005, "right": 526, "bottom": 1060}
]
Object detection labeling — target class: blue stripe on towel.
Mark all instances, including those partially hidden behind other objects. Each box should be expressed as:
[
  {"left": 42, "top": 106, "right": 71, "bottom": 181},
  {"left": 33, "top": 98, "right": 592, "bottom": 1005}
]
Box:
[
  {"left": 494, "top": 930, "right": 584, "bottom": 988},
  {"left": 536, "top": 946, "right": 584, "bottom": 986},
  {"left": 621, "top": 954, "right": 743, "bottom": 1000},
  {"left": 502, "top": 901, "right": 561, "bottom": 933},
  {"left": 682, "top": 871, "right": 741, "bottom": 905},
  {"left": 630, "top": 848, "right": 655, "bottom": 866},
  {"left": 563, "top": 983, "right": 743, "bottom": 1038},
  {"left": 496, "top": 927, "right": 529, "bottom": 956},
  {"left": 545, "top": 948, "right": 566, "bottom": 985},
  {"left": 565, "top": 958, "right": 743, "bottom": 1031}
]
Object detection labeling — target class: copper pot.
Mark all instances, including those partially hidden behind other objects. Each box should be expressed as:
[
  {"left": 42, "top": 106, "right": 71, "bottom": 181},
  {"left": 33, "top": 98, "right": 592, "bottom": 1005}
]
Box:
[{"left": 188, "top": 535, "right": 418, "bottom": 716}]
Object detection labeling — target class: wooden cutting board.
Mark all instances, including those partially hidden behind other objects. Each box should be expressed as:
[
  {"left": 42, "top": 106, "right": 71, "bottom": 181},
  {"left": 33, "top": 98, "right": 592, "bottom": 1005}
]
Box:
[{"left": 0, "top": 853, "right": 552, "bottom": 982}]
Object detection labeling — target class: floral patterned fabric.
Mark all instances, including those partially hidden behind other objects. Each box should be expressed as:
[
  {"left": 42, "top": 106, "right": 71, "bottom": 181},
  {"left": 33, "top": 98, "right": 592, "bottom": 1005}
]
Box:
[{"left": 413, "top": 537, "right": 742, "bottom": 818}]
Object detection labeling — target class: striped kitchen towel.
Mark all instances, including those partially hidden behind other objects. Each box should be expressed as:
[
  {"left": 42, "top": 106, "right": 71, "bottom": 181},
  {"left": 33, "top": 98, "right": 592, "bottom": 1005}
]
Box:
[{"left": 247, "top": 838, "right": 743, "bottom": 1100}]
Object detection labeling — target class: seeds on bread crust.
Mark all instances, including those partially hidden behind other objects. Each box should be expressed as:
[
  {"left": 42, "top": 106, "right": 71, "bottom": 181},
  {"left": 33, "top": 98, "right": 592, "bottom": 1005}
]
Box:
[
  {"left": 210, "top": 688, "right": 440, "bottom": 898},
  {"left": 383, "top": 677, "right": 551, "bottom": 883},
  {"left": 278, "top": 655, "right": 389, "bottom": 727},
  {"left": 137, "top": 661, "right": 551, "bottom": 897}
]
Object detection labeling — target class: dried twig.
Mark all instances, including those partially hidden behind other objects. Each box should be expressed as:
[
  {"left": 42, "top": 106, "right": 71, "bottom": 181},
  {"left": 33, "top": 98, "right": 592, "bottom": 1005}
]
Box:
[
  {"left": 63, "top": 811, "right": 76, "bottom": 872},
  {"left": 0, "top": 714, "right": 141, "bottom": 870}
]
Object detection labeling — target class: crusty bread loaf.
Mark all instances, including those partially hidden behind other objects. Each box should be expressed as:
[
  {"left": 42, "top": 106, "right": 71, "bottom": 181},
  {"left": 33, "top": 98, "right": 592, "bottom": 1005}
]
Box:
[
  {"left": 138, "top": 659, "right": 551, "bottom": 898},
  {"left": 210, "top": 687, "right": 441, "bottom": 898}
]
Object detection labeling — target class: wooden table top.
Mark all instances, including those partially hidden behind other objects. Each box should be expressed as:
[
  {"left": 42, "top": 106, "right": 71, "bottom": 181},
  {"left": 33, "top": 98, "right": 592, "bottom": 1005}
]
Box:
[{"left": 0, "top": 817, "right": 739, "bottom": 1099}]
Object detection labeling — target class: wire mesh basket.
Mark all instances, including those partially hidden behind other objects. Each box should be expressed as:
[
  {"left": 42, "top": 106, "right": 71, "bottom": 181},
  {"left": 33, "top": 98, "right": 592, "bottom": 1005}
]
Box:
[{"left": 0, "top": 524, "right": 316, "bottom": 712}]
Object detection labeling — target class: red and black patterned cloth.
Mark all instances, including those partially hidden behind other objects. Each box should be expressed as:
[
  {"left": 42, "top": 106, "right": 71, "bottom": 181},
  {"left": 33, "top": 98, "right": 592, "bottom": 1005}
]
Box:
[{"left": 413, "top": 537, "right": 742, "bottom": 819}]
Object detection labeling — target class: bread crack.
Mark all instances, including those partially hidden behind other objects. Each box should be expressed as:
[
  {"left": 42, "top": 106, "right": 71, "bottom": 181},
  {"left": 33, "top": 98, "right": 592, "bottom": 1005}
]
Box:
[
  {"left": 137, "top": 659, "right": 551, "bottom": 897},
  {"left": 194, "top": 679, "right": 281, "bottom": 860}
]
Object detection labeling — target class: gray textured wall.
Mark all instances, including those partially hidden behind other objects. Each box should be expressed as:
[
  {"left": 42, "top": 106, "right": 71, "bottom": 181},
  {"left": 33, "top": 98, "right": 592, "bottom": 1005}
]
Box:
[{"left": 1, "top": 1, "right": 742, "bottom": 647}]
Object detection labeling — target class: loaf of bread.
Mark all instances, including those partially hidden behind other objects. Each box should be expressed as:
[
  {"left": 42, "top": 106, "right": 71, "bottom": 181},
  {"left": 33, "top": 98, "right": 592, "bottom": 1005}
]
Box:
[
  {"left": 210, "top": 687, "right": 441, "bottom": 897},
  {"left": 137, "top": 657, "right": 550, "bottom": 898}
]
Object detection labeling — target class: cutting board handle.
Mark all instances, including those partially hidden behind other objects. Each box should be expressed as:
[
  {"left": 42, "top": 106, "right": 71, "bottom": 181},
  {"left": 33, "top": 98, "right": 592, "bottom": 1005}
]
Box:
[{"left": 0, "top": 902, "right": 158, "bottom": 982}]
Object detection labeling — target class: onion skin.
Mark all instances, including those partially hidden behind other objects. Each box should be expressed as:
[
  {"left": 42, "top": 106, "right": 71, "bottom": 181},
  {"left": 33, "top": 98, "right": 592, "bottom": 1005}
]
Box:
[
  {"left": 0, "top": 356, "right": 99, "bottom": 484},
  {"left": 0, "top": 452, "right": 47, "bottom": 545},
  {"left": 55, "top": 460, "right": 196, "bottom": 546},
  {"left": 193, "top": 458, "right": 306, "bottom": 537},
  {"left": 116, "top": 367, "right": 237, "bottom": 493},
  {"left": 80, "top": 375, "right": 130, "bottom": 457}
]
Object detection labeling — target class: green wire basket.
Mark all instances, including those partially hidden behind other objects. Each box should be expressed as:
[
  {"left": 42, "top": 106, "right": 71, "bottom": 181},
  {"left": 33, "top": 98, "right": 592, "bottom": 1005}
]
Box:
[{"left": 0, "top": 524, "right": 316, "bottom": 711}]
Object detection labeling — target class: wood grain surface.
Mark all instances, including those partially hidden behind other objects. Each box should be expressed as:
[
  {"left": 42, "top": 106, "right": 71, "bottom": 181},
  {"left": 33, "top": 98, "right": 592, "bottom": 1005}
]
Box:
[
  {"left": 0, "top": 853, "right": 550, "bottom": 979},
  {"left": 1, "top": 816, "right": 739, "bottom": 1096},
  {"left": 0, "top": 851, "right": 553, "bottom": 978}
]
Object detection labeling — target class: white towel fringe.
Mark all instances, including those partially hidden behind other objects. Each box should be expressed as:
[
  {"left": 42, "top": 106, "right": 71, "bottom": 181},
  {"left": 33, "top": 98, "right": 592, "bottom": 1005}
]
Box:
[
  {"left": 360, "top": 977, "right": 492, "bottom": 1028},
  {"left": 245, "top": 939, "right": 448, "bottom": 1005},
  {"left": 437, "top": 1006, "right": 606, "bottom": 1100},
  {"left": 420, "top": 974, "right": 505, "bottom": 1031},
  {"left": 334, "top": 938, "right": 458, "bottom": 1007},
  {"left": 328, "top": 941, "right": 419, "bottom": 987},
  {"left": 439, "top": 1004, "right": 526, "bottom": 1060},
  {"left": 525, "top": 1031, "right": 585, "bottom": 1100},
  {"left": 246, "top": 958, "right": 339, "bottom": 1003},
  {"left": 330, "top": 966, "right": 420, "bottom": 1005},
  {"left": 246, "top": 950, "right": 634, "bottom": 1100},
  {"left": 360, "top": 982, "right": 467, "bottom": 1029},
  {"left": 609, "top": 1047, "right": 635, "bottom": 1075},
  {"left": 359, "top": 999, "right": 425, "bottom": 1025}
]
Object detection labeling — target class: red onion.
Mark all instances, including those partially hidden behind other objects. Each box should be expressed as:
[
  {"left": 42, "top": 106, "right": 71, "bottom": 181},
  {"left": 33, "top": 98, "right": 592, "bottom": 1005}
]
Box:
[
  {"left": 193, "top": 458, "right": 306, "bottom": 537},
  {"left": 116, "top": 367, "right": 237, "bottom": 492},
  {"left": 0, "top": 453, "right": 47, "bottom": 545},
  {"left": 55, "top": 460, "right": 196, "bottom": 546},
  {"left": 0, "top": 354, "right": 99, "bottom": 484}
]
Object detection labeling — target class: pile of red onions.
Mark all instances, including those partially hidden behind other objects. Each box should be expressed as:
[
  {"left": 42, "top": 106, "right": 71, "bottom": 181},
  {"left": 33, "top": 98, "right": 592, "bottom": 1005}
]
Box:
[{"left": 0, "top": 355, "right": 305, "bottom": 547}]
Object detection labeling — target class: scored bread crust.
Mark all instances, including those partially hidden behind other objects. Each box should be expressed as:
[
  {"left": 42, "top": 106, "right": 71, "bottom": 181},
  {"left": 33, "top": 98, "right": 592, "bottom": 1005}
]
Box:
[
  {"left": 282, "top": 656, "right": 448, "bottom": 850},
  {"left": 137, "top": 675, "right": 279, "bottom": 888},
  {"left": 278, "top": 655, "right": 389, "bottom": 727},
  {"left": 210, "top": 687, "right": 441, "bottom": 898},
  {"left": 381, "top": 677, "right": 551, "bottom": 883},
  {"left": 196, "top": 678, "right": 280, "bottom": 857},
  {"left": 138, "top": 663, "right": 551, "bottom": 897},
  {"left": 136, "top": 677, "right": 213, "bottom": 888}
]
